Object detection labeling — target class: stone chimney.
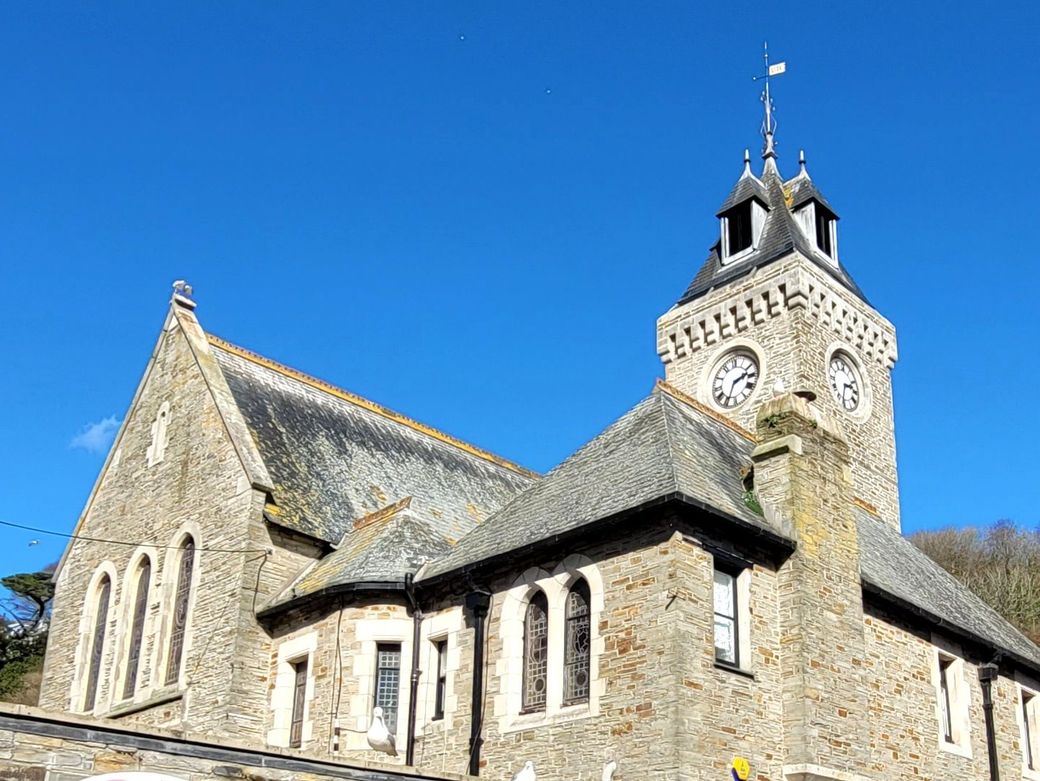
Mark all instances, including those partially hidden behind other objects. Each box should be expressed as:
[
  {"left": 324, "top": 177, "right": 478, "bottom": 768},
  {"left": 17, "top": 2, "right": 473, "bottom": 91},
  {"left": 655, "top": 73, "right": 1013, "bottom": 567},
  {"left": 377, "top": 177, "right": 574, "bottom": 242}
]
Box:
[{"left": 751, "top": 392, "right": 874, "bottom": 780}]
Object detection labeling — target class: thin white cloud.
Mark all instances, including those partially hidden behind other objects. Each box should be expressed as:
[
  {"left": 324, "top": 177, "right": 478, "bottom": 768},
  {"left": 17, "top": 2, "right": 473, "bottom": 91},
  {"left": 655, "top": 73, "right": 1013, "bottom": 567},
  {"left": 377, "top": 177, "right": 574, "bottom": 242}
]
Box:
[{"left": 70, "top": 416, "right": 121, "bottom": 454}]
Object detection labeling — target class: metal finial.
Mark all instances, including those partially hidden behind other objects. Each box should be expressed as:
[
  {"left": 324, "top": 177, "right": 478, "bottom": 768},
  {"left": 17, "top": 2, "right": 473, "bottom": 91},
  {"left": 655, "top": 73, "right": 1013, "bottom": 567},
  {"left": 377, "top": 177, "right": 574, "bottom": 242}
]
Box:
[
  {"left": 798, "top": 149, "right": 808, "bottom": 176},
  {"left": 752, "top": 42, "right": 786, "bottom": 161},
  {"left": 171, "top": 279, "right": 196, "bottom": 310},
  {"left": 742, "top": 148, "right": 751, "bottom": 176}
]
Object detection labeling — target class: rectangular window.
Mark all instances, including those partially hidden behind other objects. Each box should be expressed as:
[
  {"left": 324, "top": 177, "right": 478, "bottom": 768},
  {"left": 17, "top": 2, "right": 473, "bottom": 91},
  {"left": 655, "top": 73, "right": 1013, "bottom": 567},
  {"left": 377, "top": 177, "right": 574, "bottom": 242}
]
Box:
[
  {"left": 713, "top": 566, "right": 740, "bottom": 666},
  {"left": 289, "top": 658, "right": 308, "bottom": 748},
  {"left": 815, "top": 210, "right": 834, "bottom": 256},
  {"left": 374, "top": 643, "right": 402, "bottom": 733},
  {"left": 725, "top": 203, "right": 753, "bottom": 256},
  {"left": 939, "top": 657, "right": 955, "bottom": 743},
  {"left": 1024, "top": 688, "right": 1037, "bottom": 771},
  {"left": 433, "top": 639, "right": 447, "bottom": 721}
]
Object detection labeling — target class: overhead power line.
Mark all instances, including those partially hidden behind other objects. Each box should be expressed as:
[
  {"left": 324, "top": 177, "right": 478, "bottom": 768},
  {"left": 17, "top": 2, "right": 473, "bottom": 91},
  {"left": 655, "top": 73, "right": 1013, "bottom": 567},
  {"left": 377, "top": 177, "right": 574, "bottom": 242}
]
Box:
[{"left": 0, "top": 518, "right": 269, "bottom": 555}]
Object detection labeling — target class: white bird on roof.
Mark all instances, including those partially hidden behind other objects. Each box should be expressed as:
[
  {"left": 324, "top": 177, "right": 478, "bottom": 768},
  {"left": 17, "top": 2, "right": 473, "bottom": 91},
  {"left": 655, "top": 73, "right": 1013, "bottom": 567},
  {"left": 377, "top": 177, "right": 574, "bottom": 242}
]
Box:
[
  {"left": 512, "top": 760, "right": 536, "bottom": 781},
  {"left": 366, "top": 706, "right": 397, "bottom": 757},
  {"left": 602, "top": 759, "right": 618, "bottom": 781}
]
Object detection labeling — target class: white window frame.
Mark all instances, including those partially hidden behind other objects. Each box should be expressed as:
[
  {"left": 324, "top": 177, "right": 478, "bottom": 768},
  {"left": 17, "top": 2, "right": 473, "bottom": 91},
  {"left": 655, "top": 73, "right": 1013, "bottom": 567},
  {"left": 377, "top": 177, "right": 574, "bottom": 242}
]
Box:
[
  {"left": 719, "top": 200, "right": 767, "bottom": 265},
  {"left": 1018, "top": 680, "right": 1040, "bottom": 780},
  {"left": 712, "top": 558, "right": 751, "bottom": 672},
  {"left": 341, "top": 616, "right": 413, "bottom": 753},
  {"left": 416, "top": 607, "right": 462, "bottom": 735},
  {"left": 267, "top": 632, "right": 317, "bottom": 749},
  {"left": 931, "top": 643, "right": 972, "bottom": 758}
]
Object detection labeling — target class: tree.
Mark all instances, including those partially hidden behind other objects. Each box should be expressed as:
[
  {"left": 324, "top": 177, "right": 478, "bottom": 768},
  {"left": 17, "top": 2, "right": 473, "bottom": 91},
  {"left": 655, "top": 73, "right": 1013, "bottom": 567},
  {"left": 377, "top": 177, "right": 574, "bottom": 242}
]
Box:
[
  {"left": 912, "top": 521, "right": 1040, "bottom": 645},
  {"left": 0, "top": 569, "right": 55, "bottom": 704}
]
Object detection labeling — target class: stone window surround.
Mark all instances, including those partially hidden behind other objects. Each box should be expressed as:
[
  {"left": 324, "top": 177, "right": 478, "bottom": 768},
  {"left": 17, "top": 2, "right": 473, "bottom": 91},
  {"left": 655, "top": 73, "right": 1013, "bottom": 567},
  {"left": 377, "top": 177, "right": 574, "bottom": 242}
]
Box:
[
  {"left": 342, "top": 616, "right": 413, "bottom": 753},
  {"left": 155, "top": 522, "right": 202, "bottom": 690},
  {"left": 415, "top": 607, "right": 463, "bottom": 736},
  {"left": 930, "top": 639, "right": 972, "bottom": 759},
  {"left": 1016, "top": 674, "right": 1040, "bottom": 781},
  {"left": 711, "top": 555, "right": 752, "bottom": 674},
  {"left": 494, "top": 555, "right": 605, "bottom": 735},
  {"left": 109, "top": 547, "right": 161, "bottom": 712},
  {"left": 70, "top": 561, "right": 119, "bottom": 714},
  {"left": 268, "top": 631, "right": 318, "bottom": 749}
]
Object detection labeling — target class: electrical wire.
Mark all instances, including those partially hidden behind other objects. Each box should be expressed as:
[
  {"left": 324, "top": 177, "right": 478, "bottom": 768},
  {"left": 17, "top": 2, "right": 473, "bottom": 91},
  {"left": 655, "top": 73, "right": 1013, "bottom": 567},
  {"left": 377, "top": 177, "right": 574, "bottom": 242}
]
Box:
[{"left": 0, "top": 518, "right": 269, "bottom": 555}]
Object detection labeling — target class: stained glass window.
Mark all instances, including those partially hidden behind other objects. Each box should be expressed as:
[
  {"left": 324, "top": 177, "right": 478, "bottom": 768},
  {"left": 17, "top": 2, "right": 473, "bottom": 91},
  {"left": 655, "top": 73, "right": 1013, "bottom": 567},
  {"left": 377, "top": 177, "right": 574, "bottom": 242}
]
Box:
[
  {"left": 165, "top": 537, "right": 195, "bottom": 685},
  {"left": 122, "top": 559, "right": 151, "bottom": 699},
  {"left": 563, "top": 580, "right": 591, "bottom": 705},
  {"left": 83, "top": 575, "right": 111, "bottom": 711},
  {"left": 374, "top": 643, "right": 401, "bottom": 732},
  {"left": 713, "top": 567, "right": 738, "bottom": 666},
  {"left": 522, "top": 591, "right": 548, "bottom": 711}
]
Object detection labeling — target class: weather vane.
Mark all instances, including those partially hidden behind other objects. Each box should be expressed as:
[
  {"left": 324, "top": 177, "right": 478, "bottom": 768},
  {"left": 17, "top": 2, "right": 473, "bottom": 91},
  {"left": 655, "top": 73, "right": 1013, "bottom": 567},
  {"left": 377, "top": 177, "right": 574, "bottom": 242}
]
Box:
[{"left": 751, "top": 42, "right": 786, "bottom": 159}]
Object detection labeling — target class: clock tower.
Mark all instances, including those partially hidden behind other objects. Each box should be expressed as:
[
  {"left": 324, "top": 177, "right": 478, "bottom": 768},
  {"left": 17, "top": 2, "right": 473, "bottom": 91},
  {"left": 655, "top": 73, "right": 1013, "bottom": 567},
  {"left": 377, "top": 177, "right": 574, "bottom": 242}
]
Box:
[{"left": 656, "top": 87, "right": 901, "bottom": 528}]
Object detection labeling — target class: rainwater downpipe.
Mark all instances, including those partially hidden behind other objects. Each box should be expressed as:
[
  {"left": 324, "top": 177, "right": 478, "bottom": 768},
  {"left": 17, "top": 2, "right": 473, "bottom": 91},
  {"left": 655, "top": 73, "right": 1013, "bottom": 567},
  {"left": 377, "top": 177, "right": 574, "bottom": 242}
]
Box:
[
  {"left": 465, "top": 589, "right": 492, "bottom": 777},
  {"left": 979, "top": 661, "right": 1000, "bottom": 781},
  {"left": 404, "top": 574, "right": 423, "bottom": 767}
]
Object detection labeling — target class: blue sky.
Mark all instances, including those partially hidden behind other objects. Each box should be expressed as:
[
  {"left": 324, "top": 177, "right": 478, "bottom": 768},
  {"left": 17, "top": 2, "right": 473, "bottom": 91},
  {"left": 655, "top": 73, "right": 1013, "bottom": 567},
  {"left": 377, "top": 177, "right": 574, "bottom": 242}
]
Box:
[{"left": 1, "top": 1, "right": 1038, "bottom": 578}]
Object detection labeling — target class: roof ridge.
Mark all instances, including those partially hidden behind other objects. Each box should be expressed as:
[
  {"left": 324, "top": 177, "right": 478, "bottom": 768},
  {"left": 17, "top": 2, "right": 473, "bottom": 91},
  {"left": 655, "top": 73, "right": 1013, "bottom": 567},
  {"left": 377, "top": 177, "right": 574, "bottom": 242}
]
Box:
[
  {"left": 207, "top": 334, "right": 539, "bottom": 480},
  {"left": 654, "top": 379, "right": 756, "bottom": 442}
]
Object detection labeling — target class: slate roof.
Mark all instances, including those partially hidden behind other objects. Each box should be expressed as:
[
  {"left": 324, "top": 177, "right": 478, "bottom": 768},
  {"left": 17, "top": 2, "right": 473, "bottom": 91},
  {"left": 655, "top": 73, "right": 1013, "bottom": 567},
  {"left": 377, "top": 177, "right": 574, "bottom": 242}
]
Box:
[
  {"left": 786, "top": 170, "right": 835, "bottom": 213},
  {"left": 416, "top": 380, "right": 1040, "bottom": 672},
  {"left": 210, "top": 338, "right": 536, "bottom": 547},
  {"left": 419, "top": 383, "right": 791, "bottom": 581},
  {"left": 265, "top": 498, "right": 453, "bottom": 610},
  {"left": 716, "top": 171, "right": 770, "bottom": 216},
  {"left": 677, "top": 158, "right": 867, "bottom": 306},
  {"left": 857, "top": 510, "right": 1040, "bottom": 669}
]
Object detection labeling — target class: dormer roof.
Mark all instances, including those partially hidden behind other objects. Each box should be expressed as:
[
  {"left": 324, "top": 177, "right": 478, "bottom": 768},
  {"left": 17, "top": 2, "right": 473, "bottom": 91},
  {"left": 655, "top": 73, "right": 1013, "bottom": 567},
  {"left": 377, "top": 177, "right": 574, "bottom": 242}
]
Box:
[
  {"left": 716, "top": 170, "right": 770, "bottom": 217},
  {"left": 677, "top": 156, "right": 866, "bottom": 307}
]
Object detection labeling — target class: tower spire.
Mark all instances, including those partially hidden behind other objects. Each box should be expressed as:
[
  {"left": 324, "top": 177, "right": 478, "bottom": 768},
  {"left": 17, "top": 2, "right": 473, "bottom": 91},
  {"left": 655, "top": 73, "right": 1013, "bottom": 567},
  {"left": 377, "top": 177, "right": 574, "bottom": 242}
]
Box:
[{"left": 752, "top": 42, "right": 786, "bottom": 161}]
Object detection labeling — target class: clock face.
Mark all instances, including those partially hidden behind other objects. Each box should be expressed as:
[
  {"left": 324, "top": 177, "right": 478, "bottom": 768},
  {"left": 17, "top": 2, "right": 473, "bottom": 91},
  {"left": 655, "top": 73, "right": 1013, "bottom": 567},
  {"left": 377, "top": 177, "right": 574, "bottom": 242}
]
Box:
[
  {"left": 712, "top": 352, "right": 759, "bottom": 408},
  {"left": 829, "top": 353, "right": 861, "bottom": 411}
]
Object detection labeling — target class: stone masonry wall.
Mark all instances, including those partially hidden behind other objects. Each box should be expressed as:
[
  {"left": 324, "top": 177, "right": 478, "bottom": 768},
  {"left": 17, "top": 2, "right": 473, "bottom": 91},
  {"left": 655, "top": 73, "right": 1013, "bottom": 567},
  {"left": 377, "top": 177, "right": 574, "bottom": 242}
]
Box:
[
  {"left": 38, "top": 316, "right": 288, "bottom": 741},
  {"left": 657, "top": 254, "right": 901, "bottom": 527}
]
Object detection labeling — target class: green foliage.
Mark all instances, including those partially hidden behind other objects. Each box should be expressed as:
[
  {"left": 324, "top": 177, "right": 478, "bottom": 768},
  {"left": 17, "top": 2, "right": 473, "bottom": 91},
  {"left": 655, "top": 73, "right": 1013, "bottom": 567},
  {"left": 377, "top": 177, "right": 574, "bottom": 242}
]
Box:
[
  {"left": 0, "top": 569, "right": 55, "bottom": 705},
  {"left": 911, "top": 520, "right": 1040, "bottom": 644}
]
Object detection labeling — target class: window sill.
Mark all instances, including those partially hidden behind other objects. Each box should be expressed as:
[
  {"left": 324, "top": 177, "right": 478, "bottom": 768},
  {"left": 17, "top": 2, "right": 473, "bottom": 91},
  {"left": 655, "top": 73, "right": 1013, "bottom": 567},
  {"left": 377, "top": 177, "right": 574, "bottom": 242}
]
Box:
[
  {"left": 500, "top": 702, "right": 592, "bottom": 734},
  {"left": 714, "top": 660, "right": 755, "bottom": 680},
  {"left": 105, "top": 687, "right": 184, "bottom": 719},
  {"left": 1023, "top": 766, "right": 1040, "bottom": 781},
  {"left": 938, "top": 738, "right": 973, "bottom": 760}
]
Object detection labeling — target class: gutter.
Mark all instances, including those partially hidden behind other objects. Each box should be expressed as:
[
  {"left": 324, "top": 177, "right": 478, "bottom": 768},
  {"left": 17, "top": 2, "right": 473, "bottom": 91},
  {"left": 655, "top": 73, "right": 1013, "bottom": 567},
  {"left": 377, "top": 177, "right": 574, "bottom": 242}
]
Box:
[
  {"left": 416, "top": 491, "right": 795, "bottom": 588},
  {"left": 464, "top": 590, "right": 492, "bottom": 776},
  {"left": 255, "top": 580, "right": 405, "bottom": 621},
  {"left": 979, "top": 661, "right": 1001, "bottom": 781}
]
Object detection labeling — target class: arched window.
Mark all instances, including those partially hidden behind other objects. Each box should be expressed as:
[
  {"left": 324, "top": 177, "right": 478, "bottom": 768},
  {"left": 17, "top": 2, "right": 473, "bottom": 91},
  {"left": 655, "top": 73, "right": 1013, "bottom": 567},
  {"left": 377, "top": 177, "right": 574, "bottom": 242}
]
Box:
[
  {"left": 563, "top": 578, "right": 591, "bottom": 705},
  {"left": 165, "top": 537, "right": 195, "bottom": 685},
  {"left": 83, "top": 575, "right": 112, "bottom": 711},
  {"left": 122, "top": 558, "right": 151, "bottom": 699},
  {"left": 522, "top": 591, "right": 548, "bottom": 712}
]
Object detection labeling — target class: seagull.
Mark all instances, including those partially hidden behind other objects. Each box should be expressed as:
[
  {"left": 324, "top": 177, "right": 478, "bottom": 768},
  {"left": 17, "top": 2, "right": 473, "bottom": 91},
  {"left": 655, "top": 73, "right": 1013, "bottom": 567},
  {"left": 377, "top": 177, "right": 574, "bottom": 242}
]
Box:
[
  {"left": 28, "top": 540, "right": 39, "bottom": 547},
  {"left": 512, "top": 760, "right": 536, "bottom": 781},
  {"left": 602, "top": 760, "right": 618, "bottom": 781},
  {"left": 366, "top": 706, "right": 397, "bottom": 757},
  {"left": 772, "top": 377, "right": 786, "bottom": 397}
]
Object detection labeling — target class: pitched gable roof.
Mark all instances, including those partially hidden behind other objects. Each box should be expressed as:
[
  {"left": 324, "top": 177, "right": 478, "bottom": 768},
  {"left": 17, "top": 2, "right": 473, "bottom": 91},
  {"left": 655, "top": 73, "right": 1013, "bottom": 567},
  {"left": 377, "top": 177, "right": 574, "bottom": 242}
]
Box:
[
  {"left": 209, "top": 337, "right": 536, "bottom": 546},
  {"left": 419, "top": 382, "right": 791, "bottom": 581},
  {"left": 677, "top": 159, "right": 867, "bottom": 306}
]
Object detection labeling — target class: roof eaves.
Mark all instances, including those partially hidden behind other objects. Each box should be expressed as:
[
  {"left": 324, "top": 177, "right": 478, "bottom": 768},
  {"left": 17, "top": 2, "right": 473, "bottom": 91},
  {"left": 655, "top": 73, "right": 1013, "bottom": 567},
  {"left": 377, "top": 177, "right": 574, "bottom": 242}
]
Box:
[
  {"left": 861, "top": 578, "right": 1040, "bottom": 675},
  {"left": 257, "top": 579, "right": 407, "bottom": 621}
]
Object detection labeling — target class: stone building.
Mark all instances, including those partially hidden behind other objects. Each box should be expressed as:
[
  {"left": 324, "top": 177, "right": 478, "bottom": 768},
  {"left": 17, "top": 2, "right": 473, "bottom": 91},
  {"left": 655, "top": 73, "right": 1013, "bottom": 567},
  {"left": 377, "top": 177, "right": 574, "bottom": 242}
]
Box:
[{"left": 34, "top": 100, "right": 1040, "bottom": 781}]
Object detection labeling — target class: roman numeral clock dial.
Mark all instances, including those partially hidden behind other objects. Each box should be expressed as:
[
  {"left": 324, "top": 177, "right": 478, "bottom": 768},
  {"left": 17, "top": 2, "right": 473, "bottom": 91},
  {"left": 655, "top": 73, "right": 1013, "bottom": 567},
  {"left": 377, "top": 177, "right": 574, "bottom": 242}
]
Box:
[
  {"left": 829, "top": 353, "right": 861, "bottom": 411},
  {"left": 712, "top": 352, "right": 759, "bottom": 408}
]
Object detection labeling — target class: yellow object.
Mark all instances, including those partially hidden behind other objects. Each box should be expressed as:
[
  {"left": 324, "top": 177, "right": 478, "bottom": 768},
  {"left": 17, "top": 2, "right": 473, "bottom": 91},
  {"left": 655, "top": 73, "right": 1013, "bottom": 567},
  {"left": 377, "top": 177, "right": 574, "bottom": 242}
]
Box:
[{"left": 732, "top": 757, "right": 750, "bottom": 781}]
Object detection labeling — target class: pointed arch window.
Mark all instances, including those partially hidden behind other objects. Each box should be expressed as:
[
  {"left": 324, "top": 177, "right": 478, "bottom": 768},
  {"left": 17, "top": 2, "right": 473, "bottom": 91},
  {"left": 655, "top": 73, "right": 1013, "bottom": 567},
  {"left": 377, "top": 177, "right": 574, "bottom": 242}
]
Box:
[
  {"left": 522, "top": 591, "right": 548, "bottom": 712},
  {"left": 165, "top": 537, "right": 195, "bottom": 685},
  {"left": 83, "top": 575, "right": 111, "bottom": 711},
  {"left": 563, "top": 579, "right": 591, "bottom": 705},
  {"left": 122, "top": 559, "right": 151, "bottom": 699}
]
